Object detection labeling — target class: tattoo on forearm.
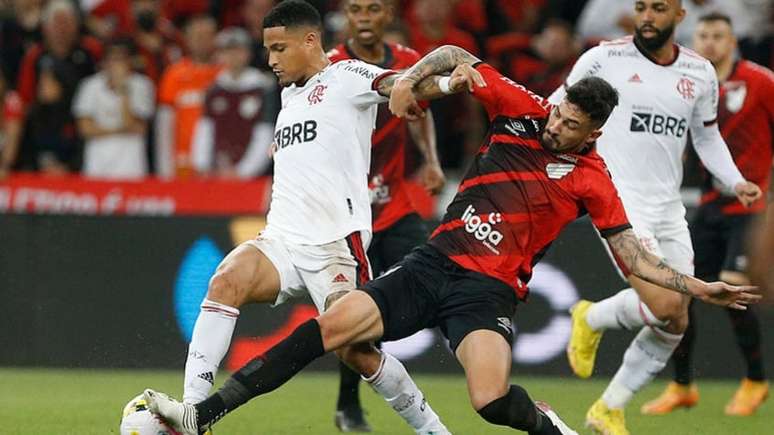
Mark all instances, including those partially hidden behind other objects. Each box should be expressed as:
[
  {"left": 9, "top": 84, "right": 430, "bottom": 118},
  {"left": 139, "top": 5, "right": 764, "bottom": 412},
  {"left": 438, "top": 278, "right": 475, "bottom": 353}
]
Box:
[
  {"left": 608, "top": 230, "right": 691, "bottom": 295},
  {"left": 401, "top": 45, "right": 480, "bottom": 85}
]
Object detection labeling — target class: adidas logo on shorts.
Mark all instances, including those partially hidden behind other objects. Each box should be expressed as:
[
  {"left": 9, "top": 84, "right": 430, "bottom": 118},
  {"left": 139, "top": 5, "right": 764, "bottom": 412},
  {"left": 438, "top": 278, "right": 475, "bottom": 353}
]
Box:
[{"left": 332, "top": 273, "right": 349, "bottom": 283}]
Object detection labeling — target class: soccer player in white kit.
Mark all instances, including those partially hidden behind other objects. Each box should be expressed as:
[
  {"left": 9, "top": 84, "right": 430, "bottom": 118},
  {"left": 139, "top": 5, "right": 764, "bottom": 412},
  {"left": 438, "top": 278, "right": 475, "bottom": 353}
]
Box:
[
  {"left": 171, "top": 2, "right": 461, "bottom": 434},
  {"left": 549, "top": 1, "right": 762, "bottom": 433}
]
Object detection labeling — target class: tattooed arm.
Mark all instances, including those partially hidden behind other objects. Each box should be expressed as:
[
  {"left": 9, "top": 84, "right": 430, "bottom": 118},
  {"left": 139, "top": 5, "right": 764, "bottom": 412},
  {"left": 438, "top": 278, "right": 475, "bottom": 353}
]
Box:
[{"left": 607, "top": 228, "right": 761, "bottom": 309}]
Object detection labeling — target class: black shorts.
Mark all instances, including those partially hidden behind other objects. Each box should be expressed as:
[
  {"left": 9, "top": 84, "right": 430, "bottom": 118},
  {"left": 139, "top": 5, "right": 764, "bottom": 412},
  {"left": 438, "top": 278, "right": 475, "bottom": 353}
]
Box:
[
  {"left": 690, "top": 203, "right": 755, "bottom": 280},
  {"left": 368, "top": 213, "right": 428, "bottom": 277},
  {"left": 362, "top": 244, "right": 518, "bottom": 352}
]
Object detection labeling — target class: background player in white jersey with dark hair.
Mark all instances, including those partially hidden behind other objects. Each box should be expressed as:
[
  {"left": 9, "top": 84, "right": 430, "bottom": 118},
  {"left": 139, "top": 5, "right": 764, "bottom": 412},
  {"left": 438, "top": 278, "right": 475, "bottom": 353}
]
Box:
[
  {"left": 173, "top": 1, "right": 470, "bottom": 434},
  {"left": 549, "top": 1, "right": 762, "bottom": 433}
]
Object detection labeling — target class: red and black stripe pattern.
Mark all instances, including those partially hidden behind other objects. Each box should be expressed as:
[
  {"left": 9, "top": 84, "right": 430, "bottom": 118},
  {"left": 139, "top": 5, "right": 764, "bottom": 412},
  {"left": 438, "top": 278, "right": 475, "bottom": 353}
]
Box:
[
  {"left": 428, "top": 63, "right": 630, "bottom": 299},
  {"left": 346, "top": 231, "right": 371, "bottom": 286}
]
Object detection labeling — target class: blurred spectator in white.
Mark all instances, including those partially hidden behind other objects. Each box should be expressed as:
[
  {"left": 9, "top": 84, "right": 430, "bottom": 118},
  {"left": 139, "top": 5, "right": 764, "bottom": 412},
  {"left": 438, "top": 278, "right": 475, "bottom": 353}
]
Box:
[
  {"left": 17, "top": 0, "right": 102, "bottom": 174},
  {"left": 0, "top": 0, "right": 44, "bottom": 89},
  {"left": 0, "top": 70, "right": 24, "bottom": 179},
  {"left": 192, "top": 28, "right": 276, "bottom": 179},
  {"left": 73, "top": 38, "right": 154, "bottom": 179},
  {"left": 155, "top": 14, "right": 219, "bottom": 179},
  {"left": 576, "top": 0, "right": 636, "bottom": 43},
  {"left": 129, "top": 0, "right": 183, "bottom": 84}
]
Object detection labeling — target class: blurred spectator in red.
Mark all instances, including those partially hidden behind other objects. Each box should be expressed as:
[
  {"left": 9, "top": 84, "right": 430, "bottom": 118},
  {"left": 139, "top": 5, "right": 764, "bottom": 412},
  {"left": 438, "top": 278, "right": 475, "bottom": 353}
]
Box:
[
  {"left": 16, "top": 0, "right": 102, "bottom": 174},
  {"left": 0, "top": 70, "right": 24, "bottom": 179},
  {"left": 0, "top": 0, "right": 44, "bottom": 89},
  {"left": 130, "top": 0, "right": 183, "bottom": 83},
  {"left": 81, "top": 0, "right": 133, "bottom": 40},
  {"left": 408, "top": 0, "right": 478, "bottom": 55},
  {"left": 487, "top": 19, "right": 579, "bottom": 97},
  {"left": 192, "top": 28, "right": 276, "bottom": 179},
  {"left": 241, "top": 0, "right": 276, "bottom": 71},
  {"left": 155, "top": 14, "right": 219, "bottom": 178},
  {"left": 73, "top": 38, "right": 155, "bottom": 179}
]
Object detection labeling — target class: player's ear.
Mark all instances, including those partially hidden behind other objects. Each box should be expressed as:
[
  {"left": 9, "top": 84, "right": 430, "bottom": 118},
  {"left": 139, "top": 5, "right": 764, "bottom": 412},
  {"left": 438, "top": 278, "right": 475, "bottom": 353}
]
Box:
[
  {"left": 675, "top": 5, "right": 687, "bottom": 25},
  {"left": 303, "top": 29, "right": 320, "bottom": 48},
  {"left": 586, "top": 129, "right": 602, "bottom": 144}
]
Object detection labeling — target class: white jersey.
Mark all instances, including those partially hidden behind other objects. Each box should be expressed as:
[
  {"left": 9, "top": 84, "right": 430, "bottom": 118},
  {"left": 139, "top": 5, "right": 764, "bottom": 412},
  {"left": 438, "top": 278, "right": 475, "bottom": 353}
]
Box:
[
  {"left": 266, "top": 60, "right": 391, "bottom": 245},
  {"left": 549, "top": 37, "right": 719, "bottom": 205}
]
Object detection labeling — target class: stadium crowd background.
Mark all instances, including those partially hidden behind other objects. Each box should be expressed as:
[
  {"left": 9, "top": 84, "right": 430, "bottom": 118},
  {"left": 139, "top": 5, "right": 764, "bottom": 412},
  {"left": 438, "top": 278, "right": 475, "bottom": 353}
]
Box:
[{"left": 0, "top": 0, "right": 771, "bottom": 184}]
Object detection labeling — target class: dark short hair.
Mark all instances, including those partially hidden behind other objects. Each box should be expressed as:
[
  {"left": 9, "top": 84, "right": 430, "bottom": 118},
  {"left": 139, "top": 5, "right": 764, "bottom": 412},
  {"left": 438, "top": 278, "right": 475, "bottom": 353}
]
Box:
[
  {"left": 565, "top": 77, "right": 619, "bottom": 127},
  {"left": 105, "top": 37, "right": 136, "bottom": 56},
  {"left": 263, "top": 0, "right": 322, "bottom": 31},
  {"left": 698, "top": 11, "right": 733, "bottom": 27}
]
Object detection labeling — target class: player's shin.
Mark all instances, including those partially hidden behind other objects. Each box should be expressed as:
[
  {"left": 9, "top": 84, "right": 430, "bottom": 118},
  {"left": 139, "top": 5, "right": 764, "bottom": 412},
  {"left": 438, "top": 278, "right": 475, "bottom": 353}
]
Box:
[
  {"left": 477, "top": 385, "right": 567, "bottom": 434},
  {"left": 183, "top": 299, "right": 240, "bottom": 404},
  {"left": 586, "top": 288, "right": 664, "bottom": 331},
  {"left": 194, "top": 319, "right": 327, "bottom": 430},
  {"left": 602, "top": 327, "right": 683, "bottom": 409},
  {"left": 363, "top": 352, "right": 449, "bottom": 434}
]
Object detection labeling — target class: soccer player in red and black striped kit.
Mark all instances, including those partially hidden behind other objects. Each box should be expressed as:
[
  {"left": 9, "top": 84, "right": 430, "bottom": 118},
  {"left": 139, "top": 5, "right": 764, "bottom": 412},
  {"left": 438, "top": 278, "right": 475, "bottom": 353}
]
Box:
[
  {"left": 643, "top": 12, "right": 774, "bottom": 417},
  {"left": 144, "top": 45, "right": 760, "bottom": 435},
  {"left": 328, "top": 0, "right": 445, "bottom": 432},
  {"left": 327, "top": 0, "right": 445, "bottom": 431}
]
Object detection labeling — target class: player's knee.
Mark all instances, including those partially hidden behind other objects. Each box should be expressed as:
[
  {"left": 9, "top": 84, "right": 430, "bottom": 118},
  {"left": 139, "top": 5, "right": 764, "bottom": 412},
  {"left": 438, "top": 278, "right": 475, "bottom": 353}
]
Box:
[
  {"left": 476, "top": 385, "right": 536, "bottom": 430},
  {"left": 207, "top": 270, "right": 244, "bottom": 307},
  {"left": 470, "top": 383, "right": 510, "bottom": 412},
  {"left": 645, "top": 294, "right": 686, "bottom": 325},
  {"left": 324, "top": 290, "right": 350, "bottom": 311}
]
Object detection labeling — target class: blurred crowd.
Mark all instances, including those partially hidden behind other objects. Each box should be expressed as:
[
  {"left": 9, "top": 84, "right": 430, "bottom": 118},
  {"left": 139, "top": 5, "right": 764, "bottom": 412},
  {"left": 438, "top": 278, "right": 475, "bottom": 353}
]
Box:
[{"left": 0, "top": 0, "right": 771, "bottom": 180}]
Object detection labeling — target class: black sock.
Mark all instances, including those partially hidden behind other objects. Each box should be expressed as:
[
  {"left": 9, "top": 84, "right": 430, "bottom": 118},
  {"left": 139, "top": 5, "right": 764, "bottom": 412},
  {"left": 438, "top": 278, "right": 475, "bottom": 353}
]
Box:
[
  {"left": 195, "top": 319, "right": 326, "bottom": 429},
  {"left": 673, "top": 301, "right": 696, "bottom": 385},
  {"left": 477, "top": 385, "right": 560, "bottom": 434},
  {"left": 336, "top": 361, "right": 362, "bottom": 411},
  {"left": 727, "top": 307, "right": 766, "bottom": 381}
]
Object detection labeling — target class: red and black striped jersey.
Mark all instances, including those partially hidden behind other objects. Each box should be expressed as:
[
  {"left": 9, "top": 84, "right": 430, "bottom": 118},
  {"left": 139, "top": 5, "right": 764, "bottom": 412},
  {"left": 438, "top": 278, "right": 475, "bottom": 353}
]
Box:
[
  {"left": 328, "top": 42, "right": 424, "bottom": 232},
  {"left": 699, "top": 60, "right": 774, "bottom": 215},
  {"left": 429, "top": 63, "right": 630, "bottom": 299}
]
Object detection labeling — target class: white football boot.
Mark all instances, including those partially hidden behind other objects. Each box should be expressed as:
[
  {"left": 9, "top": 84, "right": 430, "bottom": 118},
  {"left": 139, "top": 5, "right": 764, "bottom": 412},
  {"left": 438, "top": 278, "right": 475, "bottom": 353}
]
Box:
[
  {"left": 535, "top": 401, "right": 578, "bottom": 435},
  {"left": 143, "top": 389, "right": 200, "bottom": 435}
]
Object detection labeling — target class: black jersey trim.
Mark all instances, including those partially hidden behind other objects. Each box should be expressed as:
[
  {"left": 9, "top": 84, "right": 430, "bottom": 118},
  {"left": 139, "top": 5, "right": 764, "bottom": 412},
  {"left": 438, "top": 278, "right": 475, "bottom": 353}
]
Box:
[{"left": 599, "top": 223, "right": 632, "bottom": 238}]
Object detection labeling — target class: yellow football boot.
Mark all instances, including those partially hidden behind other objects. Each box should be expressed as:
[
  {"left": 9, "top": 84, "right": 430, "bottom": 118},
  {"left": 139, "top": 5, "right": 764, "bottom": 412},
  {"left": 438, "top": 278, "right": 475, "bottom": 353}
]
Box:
[
  {"left": 567, "top": 300, "right": 603, "bottom": 378},
  {"left": 641, "top": 382, "right": 699, "bottom": 415},
  {"left": 586, "top": 399, "right": 630, "bottom": 435},
  {"left": 725, "top": 378, "right": 769, "bottom": 416}
]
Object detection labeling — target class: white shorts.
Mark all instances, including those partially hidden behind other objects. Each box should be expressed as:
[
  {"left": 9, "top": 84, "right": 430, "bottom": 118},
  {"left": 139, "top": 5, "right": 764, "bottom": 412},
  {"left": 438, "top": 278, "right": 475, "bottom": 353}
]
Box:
[
  {"left": 243, "top": 228, "right": 372, "bottom": 312},
  {"left": 603, "top": 198, "right": 694, "bottom": 278}
]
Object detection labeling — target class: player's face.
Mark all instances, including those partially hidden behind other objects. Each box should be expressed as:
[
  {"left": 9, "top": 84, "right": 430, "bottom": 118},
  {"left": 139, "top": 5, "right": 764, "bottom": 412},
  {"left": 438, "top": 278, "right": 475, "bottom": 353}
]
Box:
[
  {"left": 345, "top": 0, "right": 392, "bottom": 47},
  {"left": 693, "top": 20, "right": 736, "bottom": 65},
  {"left": 633, "top": 0, "right": 685, "bottom": 51},
  {"left": 541, "top": 101, "right": 602, "bottom": 153},
  {"left": 264, "top": 26, "right": 318, "bottom": 86}
]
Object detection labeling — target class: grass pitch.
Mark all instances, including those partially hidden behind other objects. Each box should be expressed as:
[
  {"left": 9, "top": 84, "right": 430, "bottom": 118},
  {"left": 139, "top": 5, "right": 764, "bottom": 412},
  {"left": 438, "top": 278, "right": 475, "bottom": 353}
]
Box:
[{"left": 0, "top": 368, "right": 770, "bottom": 434}]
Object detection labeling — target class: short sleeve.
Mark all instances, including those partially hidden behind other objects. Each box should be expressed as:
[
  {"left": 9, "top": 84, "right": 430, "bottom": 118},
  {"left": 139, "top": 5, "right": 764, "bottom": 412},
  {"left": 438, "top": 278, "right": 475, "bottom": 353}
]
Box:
[
  {"left": 470, "top": 63, "right": 547, "bottom": 119},
  {"left": 130, "top": 75, "right": 155, "bottom": 119},
  {"left": 581, "top": 162, "right": 631, "bottom": 237},
  {"left": 692, "top": 67, "right": 719, "bottom": 127},
  {"left": 548, "top": 46, "right": 605, "bottom": 106},
  {"left": 72, "top": 78, "right": 95, "bottom": 118},
  {"left": 335, "top": 60, "right": 393, "bottom": 108}
]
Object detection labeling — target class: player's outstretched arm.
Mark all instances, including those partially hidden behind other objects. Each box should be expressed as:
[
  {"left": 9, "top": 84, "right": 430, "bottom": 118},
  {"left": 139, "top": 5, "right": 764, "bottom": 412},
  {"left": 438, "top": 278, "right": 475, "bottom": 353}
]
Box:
[{"left": 607, "top": 228, "right": 762, "bottom": 309}]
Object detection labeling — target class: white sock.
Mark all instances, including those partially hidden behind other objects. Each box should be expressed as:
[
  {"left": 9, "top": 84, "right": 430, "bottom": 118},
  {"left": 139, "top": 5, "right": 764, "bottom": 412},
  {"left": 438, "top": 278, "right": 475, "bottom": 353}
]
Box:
[
  {"left": 586, "top": 288, "right": 665, "bottom": 331},
  {"left": 364, "top": 352, "right": 448, "bottom": 434},
  {"left": 183, "top": 298, "right": 240, "bottom": 404},
  {"left": 602, "top": 326, "right": 683, "bottom": 409}
]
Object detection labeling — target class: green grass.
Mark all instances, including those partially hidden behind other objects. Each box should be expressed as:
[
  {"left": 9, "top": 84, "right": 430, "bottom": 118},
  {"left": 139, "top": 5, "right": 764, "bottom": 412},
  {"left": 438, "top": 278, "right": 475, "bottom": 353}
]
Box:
[{"left": 0, "top": 368, "right": 770, "bottom": 434}]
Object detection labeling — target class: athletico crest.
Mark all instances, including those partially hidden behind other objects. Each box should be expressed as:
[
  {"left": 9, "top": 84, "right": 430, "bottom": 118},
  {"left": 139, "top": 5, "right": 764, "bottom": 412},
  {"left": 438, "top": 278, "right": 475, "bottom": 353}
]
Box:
[{"left": 723, "top": 81, "right": 747, "bottom": 113}]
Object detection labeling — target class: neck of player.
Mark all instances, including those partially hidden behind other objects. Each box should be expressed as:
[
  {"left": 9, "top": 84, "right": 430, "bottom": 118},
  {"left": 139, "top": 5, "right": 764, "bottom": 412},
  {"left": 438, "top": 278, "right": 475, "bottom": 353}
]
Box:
[
  {"left": 648, "top": 37, "right": 677, "bottom": 65},
  {"left": 347, "top": 38, "right": 386, "bottom": 64},
  {"left": 713, "top": 55, "right": 735, "bottom": 83},
  {"left": 301, "top": 52, "right": 332, "bottom": 85}
]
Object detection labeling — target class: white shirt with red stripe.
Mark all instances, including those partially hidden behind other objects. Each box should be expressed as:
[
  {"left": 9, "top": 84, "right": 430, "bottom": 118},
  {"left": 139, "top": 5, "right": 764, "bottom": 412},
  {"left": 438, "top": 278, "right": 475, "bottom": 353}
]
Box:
[
  {"left": 550, "top": 37, "right": 720, "bottom": 205},
  {"left": 267, "top": 60, "right": 391, "bottom": 245}
]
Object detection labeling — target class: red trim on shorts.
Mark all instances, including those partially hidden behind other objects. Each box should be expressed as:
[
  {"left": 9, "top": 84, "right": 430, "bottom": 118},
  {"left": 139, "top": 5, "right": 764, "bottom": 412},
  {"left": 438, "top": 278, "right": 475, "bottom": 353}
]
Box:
[{"left": 346, "top": 232, "right": 371, "bottom": 286}]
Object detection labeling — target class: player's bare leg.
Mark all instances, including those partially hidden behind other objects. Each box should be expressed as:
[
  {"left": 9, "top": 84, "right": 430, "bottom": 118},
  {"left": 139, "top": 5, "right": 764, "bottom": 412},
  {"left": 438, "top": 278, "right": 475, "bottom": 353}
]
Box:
[
  {"left": 183, "top": 244, "right": 282, "bottom": 404},
  {"left": 455, "top": 330, "right": 576, "bottom": 434}
]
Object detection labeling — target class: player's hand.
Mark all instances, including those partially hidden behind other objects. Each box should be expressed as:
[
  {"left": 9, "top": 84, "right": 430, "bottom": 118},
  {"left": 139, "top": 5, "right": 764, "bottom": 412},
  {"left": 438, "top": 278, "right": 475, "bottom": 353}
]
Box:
[
  {"left": 448, "top": 63, "right": 486, "bottom": 93},
  {"left": 694, "top": 281, "right": 762, "bottom": 310},
  {"left": 420, "top": 162, "right": 446, "bottom": 195},
  {"left": 734, "top": 181, "right": 762, "bottom": 208},
  {"left": 389, "top": 78, "right": 424, "bottom": 121}
]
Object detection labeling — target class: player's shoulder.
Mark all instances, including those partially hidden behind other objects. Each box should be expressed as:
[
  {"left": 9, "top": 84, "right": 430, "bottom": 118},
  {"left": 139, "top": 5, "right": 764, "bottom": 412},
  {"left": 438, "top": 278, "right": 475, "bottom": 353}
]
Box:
[
  {"left": 389, "top": 42, "right": 421, "bottom": 62},
  {"left": 327, "top": 44, "right": 350, "bottom": 62},
  {"left": 591, "top": 36, "right": 637, "bottom": 57},
  {"left": 331, "top": 58, "right": 385, "bottom": 81},
  {"left": 675, "top": 45, "right": 715, "bottom": 78},
  {"left": 738, "top": 59, "right": 774, "bottom": 84}
]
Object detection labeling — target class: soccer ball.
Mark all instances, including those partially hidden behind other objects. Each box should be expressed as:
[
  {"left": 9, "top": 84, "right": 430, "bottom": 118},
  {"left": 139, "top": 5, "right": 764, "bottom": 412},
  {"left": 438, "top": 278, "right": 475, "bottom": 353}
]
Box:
[{"left": 120, "top": 393, "right": 181, "bottom": 435}]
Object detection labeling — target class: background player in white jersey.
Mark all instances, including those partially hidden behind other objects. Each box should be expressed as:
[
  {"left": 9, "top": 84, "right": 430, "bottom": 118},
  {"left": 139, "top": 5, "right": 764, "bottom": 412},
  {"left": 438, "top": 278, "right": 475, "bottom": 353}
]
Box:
[
  {"left": 549, "top": 1, "right": 762, "bottom": 433},
  {"left": 177, "top": 2, "right": 462, "bottom": 434}
]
